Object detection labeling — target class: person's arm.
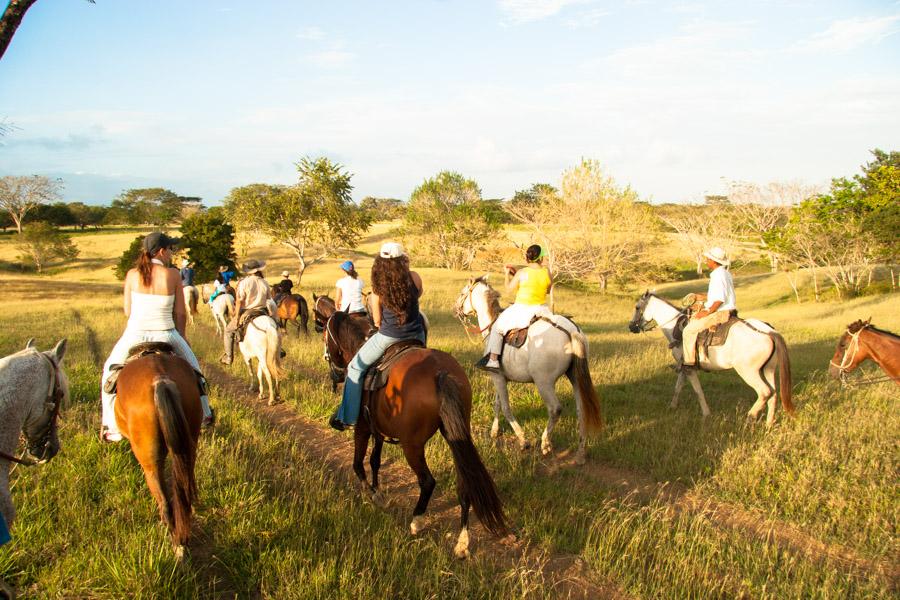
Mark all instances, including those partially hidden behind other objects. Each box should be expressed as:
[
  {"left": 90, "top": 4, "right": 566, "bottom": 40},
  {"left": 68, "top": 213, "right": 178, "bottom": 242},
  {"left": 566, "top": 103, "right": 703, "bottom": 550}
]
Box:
[
  {"left": 410, "top": 271, "right": 424, "bottom": 296},
  {"left": 123, "top": 271, "right": 133, "bottom": 317},
  {"left": 173, "top": 271, "right": 187, "bottom": 338},
  {"left": 694, "top": 272, "right": 723, "bottom": 319},
  {"left": 547, "top": 268, "right": 555, "bottom": 313},
  {"left": 505, "top": 269, "right": 522, "bottom": 295},
  {"left": 334, "top": 285, "right": 343, "bottom": 310},
  {"left": 371, "top": 294, "right": 382, "bottom": 328}
]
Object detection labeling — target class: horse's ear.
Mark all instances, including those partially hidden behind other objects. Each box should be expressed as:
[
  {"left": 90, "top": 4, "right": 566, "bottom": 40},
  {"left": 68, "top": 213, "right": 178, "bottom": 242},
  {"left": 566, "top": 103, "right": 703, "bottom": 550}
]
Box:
[
  {"left": 865, "top": 317, "right": 872, "bottom": 326},
  {"left": 313, "top": 293, "right": 318, "bottom": 300},
  {"left": 25, "top": 338, "right": 36, "bottom": 349},
  {"left": 51, "top": 339, "right": 67, "bottom": 363},
  {"left": 482, "top": 273, "right": 490, "bottom": 282}
]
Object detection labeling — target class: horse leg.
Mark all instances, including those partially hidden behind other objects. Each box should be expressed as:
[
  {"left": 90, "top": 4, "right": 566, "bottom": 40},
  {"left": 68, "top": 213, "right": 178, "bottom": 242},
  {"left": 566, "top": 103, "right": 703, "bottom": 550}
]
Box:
[
  {"left": 370, "top": 434, "right": 386, "bottom": 506},
  {"left": 735, "top": 363, "right": 774, "bottom": 425},
  {"left": 256, "top": 359, "right": 266, "bottom": 401},
  {"left": 671, "top": 370, "right": 686, "bottom": 408},
  {"left": 535, "top": 379, "right": 562, "bottom": 456},
  {"left": 685, "top": 369, "right": 711, "bottom": 417},
  {"left": 492, "top": 377, "right": 529, "bottom": 450},
  {"left": 454, "top": 474, "right": 471, "bottom": 559},
  {"left": 134, "top": 444, "right": 172, "bottom": 530},
  {"left": 261, "top": 357, "right": 277, "bottom": 406},
  {"left": 402, "top": 442, "right": 435, "bottom": 536},
  {"left": 352, "top": 425, "right": 372, "bottom": 496},
  {"left": 0, "top": 471, "right": 14, "bottom": 527},
  {"left": 764, "top": 361, "right": 779, "bottom": 425},
  {"left": 565, "top": 370, "right": 587, "bottom": 465},
  {"left": 244, "top": 354, "right": 257, "bottom": 393}
]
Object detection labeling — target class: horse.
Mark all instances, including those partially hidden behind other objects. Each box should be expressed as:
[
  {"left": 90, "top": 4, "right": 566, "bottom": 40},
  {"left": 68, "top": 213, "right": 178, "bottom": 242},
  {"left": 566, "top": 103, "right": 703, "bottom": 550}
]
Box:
[
  {"left": 238, "top": 314, "right": 285, "bottom": 406},
  {"left": 210, "top": 293, "right": 235, "bottom": 336},
  {"left": 628, "top": 291, "right": 794, "bottom": 425},
  {"left": 323, "top": 311, "right": 508, "bottom": 557},
  {"left": 275, "top": 294, "right": 310, "bottom": 336},
  {"left": 312, "top": 293, "right": 337, "bottom": 333},
  {"left": 182, "top": 285, "right": 199, "bottom": 326},
  {"left": 829, "top": 319, "right": 900, "bottom": 386},
  {"left": 0, "top": 339, "right": 68, "bottom": 533},
  {"left": 454, "top": 277, "right": 603, "bottom": 463},
  {"left": 114, "top": 344, "right": 201, "bottom": 557}
]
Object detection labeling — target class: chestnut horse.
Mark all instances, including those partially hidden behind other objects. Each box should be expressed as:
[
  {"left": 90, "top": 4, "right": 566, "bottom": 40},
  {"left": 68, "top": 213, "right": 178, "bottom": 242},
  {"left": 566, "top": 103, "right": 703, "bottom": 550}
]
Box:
[
  {"left": 323, "top": 312, "right": 507, "bottom": 557},
  {"left": 276, "top": 294, "right": 310, "bottom": 336},
  {"left": 829, "top": 319, "right": 900, "bottom": 386},
  {"left": 115, "top": 346, "right": 201, "bottom": 557}
]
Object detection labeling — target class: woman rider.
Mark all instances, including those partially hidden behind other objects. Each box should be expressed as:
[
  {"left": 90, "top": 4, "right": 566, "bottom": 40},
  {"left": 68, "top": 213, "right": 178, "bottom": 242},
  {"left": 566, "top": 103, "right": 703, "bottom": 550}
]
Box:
[
  {"left": 334, "top": 260, "right": 366, "bottom": 314},
  {"left": 329, "top": 242, "right": 426, "bottom": 430},
  {"left": 99, "top": 232, "right": 214, "bottom": 442},
  {"left": 477, "top": 244, "right": 553, "bottom": 373}
]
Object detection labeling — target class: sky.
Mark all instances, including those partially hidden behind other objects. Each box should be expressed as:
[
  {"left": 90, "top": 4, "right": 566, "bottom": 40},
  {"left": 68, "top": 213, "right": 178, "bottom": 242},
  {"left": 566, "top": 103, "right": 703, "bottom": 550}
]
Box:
[{"left": 0, "top": 0, "right": 898, "bottom": 205}]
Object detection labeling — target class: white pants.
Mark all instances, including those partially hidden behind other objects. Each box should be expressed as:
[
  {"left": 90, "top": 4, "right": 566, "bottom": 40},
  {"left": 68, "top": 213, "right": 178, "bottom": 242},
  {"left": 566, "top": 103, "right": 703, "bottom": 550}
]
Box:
[
  {"left": 488, "top": 303, "right": 552, "bottom": 356},
  {"left": 101, "top": 328, "right": 211, "bottom": 435}
]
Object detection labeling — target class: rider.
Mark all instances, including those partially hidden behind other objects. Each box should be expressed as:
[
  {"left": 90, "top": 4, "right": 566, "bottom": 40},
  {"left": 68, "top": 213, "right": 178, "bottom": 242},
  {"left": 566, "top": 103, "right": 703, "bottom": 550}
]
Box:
[
  {"left": 335, "top": 260, "right": 366, "bottom": 314},
  {"left": 100, "top": 232, "right": 214, "bottom": 442},
  {"left": 477, "top": 244, "right": 553, "bottom": 373},
  {"left": 220, "top": 259, "right": 273, "bottom": 365},
  {"left": 180, "top": 258, "right": 195, "bottom": 288},
  {"left": 680, "top": 246, "right": 737, "bottom": 370},
  {"left": 274, "top": 270, "right": 293, "bottom": 304},
  {"left": 329, "top": 242, "right": 425, "bottom": 431}
]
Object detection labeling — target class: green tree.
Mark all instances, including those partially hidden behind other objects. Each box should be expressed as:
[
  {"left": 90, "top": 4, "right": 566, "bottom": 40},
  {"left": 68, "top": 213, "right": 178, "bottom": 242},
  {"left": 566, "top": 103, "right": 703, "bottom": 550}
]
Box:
[
  {"left": 360, "top": 196, "right": 405, "bottom": 220},
  {"left": 179, "top": 207, "right": 237, "bottom": 282},
  {"left": 16, "top": 221, "right": 79, "bottom": 272},
  {"left": 403, "top": 171, "right": 500, "bottom": 270},
  {"left": 224, "top": 157, "right": 370, "bottom": 283},
  {"left": 114, "top": 235, "right": 144, "bottom": 280},
  {"left": 26, "top": 202, "right": 76, "bottom": 227},
  {"left": 0, "top": 175, "right": 63, "bottom": 233},
  {"left": 68, "top": 202, "right": 107, "bottom": 229},
  {"left": 110, "top": 188, "right": 199, "bottom": 227}
]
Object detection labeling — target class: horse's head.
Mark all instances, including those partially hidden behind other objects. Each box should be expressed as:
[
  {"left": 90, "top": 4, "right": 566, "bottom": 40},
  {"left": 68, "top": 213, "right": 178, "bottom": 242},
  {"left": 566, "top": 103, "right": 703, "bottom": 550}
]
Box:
[
  {"left": 628, "top": 291, "right": 653, "bottom": 333},
  {"left": 22, "top": 339, "right": 68, "bottom": 464},
  {"left": 829, "top": 318, "right": 871, "bottom": 379},
  {"left": 455, "top": 275, "right": 494, "bottom": 319},
  {"left": 313, "top": 294, "right": 336, "bottom": 333}
]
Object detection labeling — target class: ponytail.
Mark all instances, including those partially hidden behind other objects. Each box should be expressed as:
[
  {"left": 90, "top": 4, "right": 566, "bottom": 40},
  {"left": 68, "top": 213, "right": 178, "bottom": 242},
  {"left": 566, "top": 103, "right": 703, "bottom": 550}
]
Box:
[
  {"left": 348, "top": 268, "right": 359, "bottom": 279},
  {"left": 136, "top": 250, "right": 154, "bottom": 286}
]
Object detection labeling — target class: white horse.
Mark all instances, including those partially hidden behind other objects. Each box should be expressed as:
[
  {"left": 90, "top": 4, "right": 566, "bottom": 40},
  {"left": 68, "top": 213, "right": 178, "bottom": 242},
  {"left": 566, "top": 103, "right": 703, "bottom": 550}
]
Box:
[
  {"left": 182, "top": 285, "right": 199, "bottom": 325},
  {"left": 628, "top": 291, "right": 794, "bottom": 425},
  {"left": 455, "top": 277, "right": 603, "bottom": 463},
  {"left": 210, "top": 293, "right": 235, "bottom": 336},
  {"left": 238, "top": 315, "right": 285, "bottom": 406},
  {"left": 0, "top": 339, "right": 68, "bottom": 532}
]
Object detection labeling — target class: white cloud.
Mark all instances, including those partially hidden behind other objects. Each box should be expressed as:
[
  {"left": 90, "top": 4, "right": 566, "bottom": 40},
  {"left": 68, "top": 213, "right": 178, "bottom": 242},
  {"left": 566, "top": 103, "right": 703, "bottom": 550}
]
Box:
[
  {"left": 305, "top": 49, "right": 356, "bottom": 69},
  {"left": 566, "top": 7, "right": 610, "bottom": 29},
  {"left": 297, "top": 26, "right": 327, "bottom": 41},
  {"left": 791, "top": 14, "right": 900, "bottom": 53},
  {"left": 498, "top": 0, "right": 593, "bottom": 24}
]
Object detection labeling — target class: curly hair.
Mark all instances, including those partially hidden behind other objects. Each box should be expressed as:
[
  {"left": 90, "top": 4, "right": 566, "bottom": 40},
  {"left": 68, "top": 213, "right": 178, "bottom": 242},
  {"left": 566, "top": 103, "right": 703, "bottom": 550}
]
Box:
[{"left": 372, "top": 255, "right": 413, "bottom": 325}]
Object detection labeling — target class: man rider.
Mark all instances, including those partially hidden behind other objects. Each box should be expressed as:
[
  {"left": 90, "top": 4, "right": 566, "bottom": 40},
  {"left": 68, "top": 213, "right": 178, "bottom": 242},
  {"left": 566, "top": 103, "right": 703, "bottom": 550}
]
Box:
[
  {"left": 180, "top": 259, "right": 195, "bottom": 288},
  {"left": 680, "top": 247, "right": 736, "bottom": 370},
  {"left": 220, "top": 259, "right": 273, "bottom": 365},
  {"left": 274, "top": 270, "right": 293, "bottom": 303}
]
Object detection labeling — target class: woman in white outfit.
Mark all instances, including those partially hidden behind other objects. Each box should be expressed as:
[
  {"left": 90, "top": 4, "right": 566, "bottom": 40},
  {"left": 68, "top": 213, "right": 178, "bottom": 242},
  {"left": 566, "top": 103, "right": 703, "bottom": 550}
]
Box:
[
  {"left": 334, "top": 260, "right": 366, "bottom": 314},
  {"left": 100, "top": 232, "right": 214, "bottom": 442}
]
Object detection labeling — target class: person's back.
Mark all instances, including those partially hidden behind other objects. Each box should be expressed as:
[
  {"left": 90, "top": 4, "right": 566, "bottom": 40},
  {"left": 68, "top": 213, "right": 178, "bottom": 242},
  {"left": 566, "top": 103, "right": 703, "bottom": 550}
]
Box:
[
  {"left": 127, "top": 262, "right": 180, "bottom": 331},
  {"left": 336, "top": 274, "right": 365, "bottom": 313},
  {"left": 237, "top": 273, "right": 271, "bottom": 311},
  {"left": 514, "top": 265, "right": 551, "bottom": 306}
]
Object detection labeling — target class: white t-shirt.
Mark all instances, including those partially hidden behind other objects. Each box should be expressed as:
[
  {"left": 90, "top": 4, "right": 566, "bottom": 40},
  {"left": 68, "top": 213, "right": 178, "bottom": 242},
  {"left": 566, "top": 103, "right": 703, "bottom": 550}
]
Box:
[
  {"left": 705, "top": 266, "right": 736, "bottom": 312},
  {"left": 336, "top": 275, "right": 365, "bottom": 312}
]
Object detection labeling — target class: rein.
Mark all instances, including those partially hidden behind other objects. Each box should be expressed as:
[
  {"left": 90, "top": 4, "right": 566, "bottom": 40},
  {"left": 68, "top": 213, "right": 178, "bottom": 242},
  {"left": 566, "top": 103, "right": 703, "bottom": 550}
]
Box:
[{"left": 0, "top": 353, "right": 63, "bottom": 467}]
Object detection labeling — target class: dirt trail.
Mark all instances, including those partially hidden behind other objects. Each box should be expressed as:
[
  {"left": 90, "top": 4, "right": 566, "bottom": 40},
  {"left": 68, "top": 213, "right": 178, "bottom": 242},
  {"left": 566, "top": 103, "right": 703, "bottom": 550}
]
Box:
[{"left": 201, "top": 357, "right": 631, "bottom": 600}]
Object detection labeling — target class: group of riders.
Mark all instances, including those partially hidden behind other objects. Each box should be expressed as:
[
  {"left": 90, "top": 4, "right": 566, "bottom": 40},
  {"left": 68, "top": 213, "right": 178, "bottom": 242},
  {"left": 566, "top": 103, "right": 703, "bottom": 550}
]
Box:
[{"left": 99, "top": 231, "right": 736, "bottom": 441}]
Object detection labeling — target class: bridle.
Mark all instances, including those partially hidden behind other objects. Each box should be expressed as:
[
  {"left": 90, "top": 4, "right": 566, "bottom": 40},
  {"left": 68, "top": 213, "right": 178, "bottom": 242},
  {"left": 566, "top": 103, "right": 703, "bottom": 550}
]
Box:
[
  {"left": 454, "top": 282, "right": 497, "bottom": 345},
  {"left": 830, "top": 325, "right": 900, "bottom": 387},
  {"left": 314, "top": 296, "right": 334, "bottom": 332},
  {"left": 0, "top": 353, "right": 64, "bottom": 467},
  {"left": 632, "top": 294, "right": 684, "bottom": 333}
]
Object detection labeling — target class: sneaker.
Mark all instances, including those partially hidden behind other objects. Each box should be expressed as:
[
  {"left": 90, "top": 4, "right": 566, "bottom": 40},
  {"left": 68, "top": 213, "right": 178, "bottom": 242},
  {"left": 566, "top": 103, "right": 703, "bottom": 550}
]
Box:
[
  {"left": 202, "top": 408, "right": 216, "bottom": 429},
  {"left": 475, "top": 355, "right": 502, "bottom": 374}
]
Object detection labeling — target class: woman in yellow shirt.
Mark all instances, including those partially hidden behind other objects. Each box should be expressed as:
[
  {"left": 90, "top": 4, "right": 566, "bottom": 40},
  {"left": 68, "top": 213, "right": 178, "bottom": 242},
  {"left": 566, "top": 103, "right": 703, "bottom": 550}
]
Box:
[{"left": 478, "top": 244, "right": 553, "bottom": 372}]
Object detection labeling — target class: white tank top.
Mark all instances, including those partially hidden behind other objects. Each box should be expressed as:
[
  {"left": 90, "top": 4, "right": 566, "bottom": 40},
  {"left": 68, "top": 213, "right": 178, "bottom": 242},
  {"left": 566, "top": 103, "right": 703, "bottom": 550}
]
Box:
[
  {"left": 336, "top": 276, "right": 365, "bottom": 312},
  {"left": 127, "top": 292, "right": 176, "bottom": 331}
]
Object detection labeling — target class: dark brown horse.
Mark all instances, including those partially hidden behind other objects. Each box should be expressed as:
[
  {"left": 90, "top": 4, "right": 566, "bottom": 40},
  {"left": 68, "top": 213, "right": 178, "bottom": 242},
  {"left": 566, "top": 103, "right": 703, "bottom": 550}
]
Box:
[
  {"left": 312, "top": 293, "right": 337, "bottom": 333},
  {"left": 275, "top": 294, "right": 309, "bottom": 336},
  {"left": 115, "top": 346, "right": 202, "bottom": 557},
  {"left": 323, "top": 312, "right": 508, "bottom": 557},
  {"left": 829, "top": 319, "right": 900, "bottom": 386}
]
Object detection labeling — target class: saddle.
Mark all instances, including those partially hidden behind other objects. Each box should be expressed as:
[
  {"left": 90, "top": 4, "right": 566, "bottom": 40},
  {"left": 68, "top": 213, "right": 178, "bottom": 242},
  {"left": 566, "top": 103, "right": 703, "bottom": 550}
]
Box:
[
  {"left": 103, "top": 342, "right": 208, "bottom": 397},
  {"left": 698, "top": 312, "right": 741, "bottom": 350},
  {"left": 237, "top": 307, "right": 271, "bottom": 341},
  {"left": 363, "top": 339, "right": 426, "bottom": 392},
  {"left": 502, "top": 315, "right": 574, "bottom": 350}
]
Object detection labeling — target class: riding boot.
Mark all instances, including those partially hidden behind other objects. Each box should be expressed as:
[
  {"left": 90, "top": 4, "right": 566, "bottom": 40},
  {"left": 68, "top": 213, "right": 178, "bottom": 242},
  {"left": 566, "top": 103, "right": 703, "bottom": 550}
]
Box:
[
  {"left": 220, "top": 332, "right": 234, "bottom": 365},
  {"left": 328, "top": 408, "right": 347, "bottom": 431}
]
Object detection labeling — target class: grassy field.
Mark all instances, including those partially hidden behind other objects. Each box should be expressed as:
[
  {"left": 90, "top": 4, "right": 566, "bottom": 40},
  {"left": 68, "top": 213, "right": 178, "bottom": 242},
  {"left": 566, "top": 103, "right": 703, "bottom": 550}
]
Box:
[{"left": 0, "top": 226, "right": 897, "bottom": 598}]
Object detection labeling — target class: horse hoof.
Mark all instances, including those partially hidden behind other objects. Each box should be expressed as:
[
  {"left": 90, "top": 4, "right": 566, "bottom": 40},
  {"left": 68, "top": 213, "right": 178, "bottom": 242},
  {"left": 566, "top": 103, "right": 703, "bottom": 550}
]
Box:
[
  {"left": 409, "top": 516, "right": 424, "bottom": 536},
  {"left": 541, "top": 444, "right": 553, "bottom": 456},
  {"left": 574, "top": 450, "right": 586, "bottom": 466},
  {"left": 453, "top": 527, "right": 470, "bottom": 559},
  {"left": 454, "top": 546, "right": 470, "bottom": 560},
  {"left": 371, "top": 490, "right": 387, "bottom": 508},
  {"left": 174, "top": 545, "right": 185, "bottom": 562}
]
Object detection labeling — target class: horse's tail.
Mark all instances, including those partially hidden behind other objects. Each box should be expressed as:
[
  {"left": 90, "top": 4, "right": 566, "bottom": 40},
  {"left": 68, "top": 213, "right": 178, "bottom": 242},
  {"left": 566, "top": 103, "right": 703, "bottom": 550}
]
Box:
[
  {"left": 223, "top": 295, "right": 235, "bottom": 320},
  {"left": 188, "top": 287, "right": 199, "bottom": 315},
  {"left": 153, "top": 376, "right": 197, "bottom": 544},
  {"left": 768, "top": 331, "right": 794, "bottom": 415},
  {"left": 296, "top": 295, "right": 310, "bottom": 334},
  {"left": 567, "top": 331, "right": 603, "bottom": 434},
  {"left": 437, "top": 371, "right": 508, "bottom": 537},
  {"left": 265, "top": 321, "right": 286, "bottom": 380}
]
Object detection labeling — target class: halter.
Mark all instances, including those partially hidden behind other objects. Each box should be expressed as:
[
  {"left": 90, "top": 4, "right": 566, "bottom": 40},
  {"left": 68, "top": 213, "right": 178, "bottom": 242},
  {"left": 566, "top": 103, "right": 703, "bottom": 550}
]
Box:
[
  {"left": 830, "top": 325, "right": 900, "bottom": 387},
  {"left": 0, "top": 352, "right": 64, "bottom": 467}
]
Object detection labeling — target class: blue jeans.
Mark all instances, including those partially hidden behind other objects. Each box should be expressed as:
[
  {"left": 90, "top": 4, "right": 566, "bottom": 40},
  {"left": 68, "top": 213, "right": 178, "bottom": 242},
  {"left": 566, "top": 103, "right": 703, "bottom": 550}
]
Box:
[
  {"left": 337, "top": 330, "right": 426, "bottom": 425},
  {"left": 0, "top": 512, "right": 10, "bottom": 546}
]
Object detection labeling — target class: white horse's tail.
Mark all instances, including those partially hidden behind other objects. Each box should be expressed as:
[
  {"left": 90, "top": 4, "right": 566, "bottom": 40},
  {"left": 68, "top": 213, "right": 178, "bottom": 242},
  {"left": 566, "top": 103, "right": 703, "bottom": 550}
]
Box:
[
  {"left": 768, "top": 331, "right": 794, "bottom": 415},
  {"left": 264, "top": 322, "right": 285, "bottom": 380},
  {"left": 568, "top": 331, "right": 603, "bottom": 433}
]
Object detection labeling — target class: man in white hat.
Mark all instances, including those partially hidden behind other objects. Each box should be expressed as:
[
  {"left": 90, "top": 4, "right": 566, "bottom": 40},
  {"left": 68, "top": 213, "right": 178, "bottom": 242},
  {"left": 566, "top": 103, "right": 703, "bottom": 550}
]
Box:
[
  {"left": 680, "top": 247, "right": 736, "bottom": 370},
  {"left": 221, "top": 259, "right": 273, "bottom": 365}
]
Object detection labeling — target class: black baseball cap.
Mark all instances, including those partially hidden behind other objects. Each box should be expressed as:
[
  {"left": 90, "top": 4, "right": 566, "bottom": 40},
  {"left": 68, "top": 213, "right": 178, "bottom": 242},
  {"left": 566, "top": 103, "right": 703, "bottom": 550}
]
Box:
[{"left": 142, "top": 232, "right": 181, "bottom": 254}]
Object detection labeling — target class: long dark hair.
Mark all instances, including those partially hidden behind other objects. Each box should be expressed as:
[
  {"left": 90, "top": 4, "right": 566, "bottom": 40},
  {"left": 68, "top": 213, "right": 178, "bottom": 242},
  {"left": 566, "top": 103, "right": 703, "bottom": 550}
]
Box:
[
  {"left": 372, "top": 255, "right": 412, "bottom": 324},
  {"left": 346, "top": 268, "right": 359, "bottom": 279},
  {"left": 136, "top": 250, "right": 155, "bottom": 286}
]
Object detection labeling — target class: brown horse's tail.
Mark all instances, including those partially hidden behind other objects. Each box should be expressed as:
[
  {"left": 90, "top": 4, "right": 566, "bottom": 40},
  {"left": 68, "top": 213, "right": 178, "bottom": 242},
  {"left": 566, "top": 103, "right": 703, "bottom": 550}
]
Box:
[
  {"left": 437, "top": 372, "right": 508, "bottom": 537},
  {"left": 265, "top": 324, "right": 286, "bottom": 380},
  {"left": 153, "top": 377, "right": 197, "bottom": 545},
  {"left": 567, "top": 331, "right": 603, "bottom": 434},
  {"left": 768, "top": 332, "right": 794, "bottom": 415},
  {"left": 188, "top": 288, "right": 199, "bottom": 315}
]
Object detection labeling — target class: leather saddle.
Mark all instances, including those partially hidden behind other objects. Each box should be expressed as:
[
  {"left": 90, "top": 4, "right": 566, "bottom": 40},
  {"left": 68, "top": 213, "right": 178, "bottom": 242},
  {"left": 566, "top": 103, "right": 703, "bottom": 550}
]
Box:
[
  {"left": 237, "top": 307, "right": 271, "bottom": 340},
  {"left": 503, "top": 315, "right": 574, "bottom": 350},
  {"left": 698, "top": 314, "right": 742, "bottom": 349},
  {"left": 103, "top": 343, "right": 207, "bottom": 397},
  {"left": 363, "top": 339, "right": 426, "bottom": 392}
]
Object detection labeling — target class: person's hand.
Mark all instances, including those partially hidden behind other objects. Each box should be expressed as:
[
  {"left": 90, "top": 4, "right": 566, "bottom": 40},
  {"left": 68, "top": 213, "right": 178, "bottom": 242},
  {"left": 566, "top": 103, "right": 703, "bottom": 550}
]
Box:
[{"left": 504, "top": 264, "right": 516, "bottom": 275}]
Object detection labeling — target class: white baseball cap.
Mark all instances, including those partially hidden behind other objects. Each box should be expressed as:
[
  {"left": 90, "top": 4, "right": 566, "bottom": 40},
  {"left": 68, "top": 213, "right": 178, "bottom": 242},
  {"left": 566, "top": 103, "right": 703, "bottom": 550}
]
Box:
[{"left": 379, "top": 242, "right": 406, "bottom": 259}]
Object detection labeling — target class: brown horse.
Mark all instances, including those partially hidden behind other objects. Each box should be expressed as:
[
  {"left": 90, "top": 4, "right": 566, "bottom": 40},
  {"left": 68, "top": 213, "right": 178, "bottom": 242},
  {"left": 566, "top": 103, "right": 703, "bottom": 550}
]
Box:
[
  {"left": 324, "top": 312, "right": 508, "bottom": 557},
  {"left": 312, "top": 293, "right": 337, "bottom": 333},
  {"left": 276, "top": 294, "right": 310, "bottom": 336},
  {"left": 829, "top": 319, "right": 900, "bottom": 386},
  {"left": 115, "top": 345, "right": 202, "bottom": 557}
]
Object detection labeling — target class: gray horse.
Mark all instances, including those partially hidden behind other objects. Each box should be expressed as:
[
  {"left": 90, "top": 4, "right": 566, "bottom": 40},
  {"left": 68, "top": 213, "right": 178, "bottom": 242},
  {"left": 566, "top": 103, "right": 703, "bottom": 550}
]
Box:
[
  {"left": 455, "top": 277, "right": 602, "bottom": 463},
  {"left": 0, "top": 339, "right": 68, "bottom": 557}
]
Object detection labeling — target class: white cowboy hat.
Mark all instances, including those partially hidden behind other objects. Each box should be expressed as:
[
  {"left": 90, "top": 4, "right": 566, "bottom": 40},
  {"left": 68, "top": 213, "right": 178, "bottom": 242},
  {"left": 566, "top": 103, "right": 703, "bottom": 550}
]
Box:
[
  {"left": 180, "top": 258, "right": 189, "bottom": 268},
  {"left": 281, "top": 270, "right": 290, "bottom": 278},
  {"left": 379, "top": 242, "right": 406, "bottom": 259},
  {"left": 703, "top": 247, "right": 730, "bottom": 266}
]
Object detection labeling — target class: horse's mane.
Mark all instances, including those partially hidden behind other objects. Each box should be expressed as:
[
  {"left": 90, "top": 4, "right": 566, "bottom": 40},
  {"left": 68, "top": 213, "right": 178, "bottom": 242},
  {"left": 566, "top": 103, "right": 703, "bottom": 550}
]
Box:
[
  {"left": 474, "top": 277, "right": 502, "bottom": 321},
  {"left": 647, "top": 292, "right": 680, "bottom": 311},
  {"left": 848, "top": 319, "right": 900, "bottom": 340}
]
